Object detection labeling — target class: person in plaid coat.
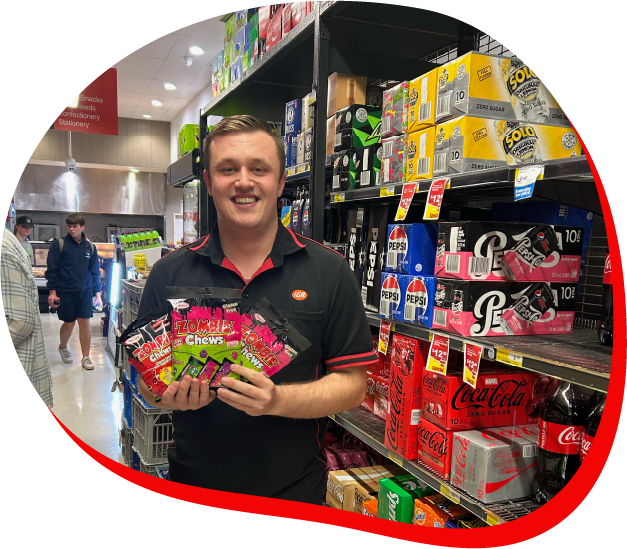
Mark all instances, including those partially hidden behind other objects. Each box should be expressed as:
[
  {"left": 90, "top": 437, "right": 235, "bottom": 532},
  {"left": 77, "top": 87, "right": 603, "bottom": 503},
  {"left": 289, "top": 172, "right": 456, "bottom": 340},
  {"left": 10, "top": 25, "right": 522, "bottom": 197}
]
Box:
[{"left": 1, "top": 228, "right": 53, "bottom": 407}]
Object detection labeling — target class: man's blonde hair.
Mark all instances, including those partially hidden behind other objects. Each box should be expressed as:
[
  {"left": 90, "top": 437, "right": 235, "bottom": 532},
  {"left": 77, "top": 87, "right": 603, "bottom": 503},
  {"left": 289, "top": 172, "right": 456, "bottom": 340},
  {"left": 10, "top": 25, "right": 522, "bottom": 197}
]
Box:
[{"left": 203, "top": 115, "right": 286, "bottom": 180}]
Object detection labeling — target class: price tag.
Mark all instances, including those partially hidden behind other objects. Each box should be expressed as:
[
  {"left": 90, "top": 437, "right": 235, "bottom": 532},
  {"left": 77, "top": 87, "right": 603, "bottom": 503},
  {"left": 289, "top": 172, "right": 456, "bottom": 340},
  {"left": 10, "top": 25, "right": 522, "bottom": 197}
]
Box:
[
  {"left": 514, "top": 165, "right": 544, "bottom": 201},
  {"left": 329, "top": 414, "right": 336, "bottom": 421},
  {"left": 495, "top": 348, "right": 523, "bottom": 368},
  {"left": 423, "top": 178, "right": 449, "bottom": 220},
  {"left": 463, "top": 342, "right": 483, "bottom": 389},
  {"left": 486, "top": 512, "right": 501, "bottom": 526},
  {"left": 287, "top": 167, "right": 296, "bottom": 176},
  {"left": 439, "top": 484, "right": 461, "bottom": 504},
  {"left": 426, "top": 333, "right": 449, "bottom": 376},
  {"left": 334, "top": 193, "right": 345, "bottom": 203},
  {"left": 388, "top": 450, "right": 404, "bottom": 467},
  {"left": 394, "top": 182, "right": 417, "bottom": 221},
  {"left": 380, "top": 185, "right": 395, "bottom": 197},
  {"left": 296, "top": 163, "right": 307, "bottom": 173},
  {"left": 378, "top": 320, "right": 394, "bottom": 354}
]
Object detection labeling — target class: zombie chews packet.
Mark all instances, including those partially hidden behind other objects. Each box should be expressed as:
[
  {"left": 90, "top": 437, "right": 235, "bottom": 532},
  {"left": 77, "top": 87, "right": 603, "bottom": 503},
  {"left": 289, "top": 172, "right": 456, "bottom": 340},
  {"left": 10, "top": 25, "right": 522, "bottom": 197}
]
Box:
[
  {"left": 240, "top": 297, "right": 311, "bottom": 379},
  {"left": 119, "top": 303, "right": 175, "bottom": 398},
  {"left": 166, "top": 286, "right": 242, "bottom": 389}
]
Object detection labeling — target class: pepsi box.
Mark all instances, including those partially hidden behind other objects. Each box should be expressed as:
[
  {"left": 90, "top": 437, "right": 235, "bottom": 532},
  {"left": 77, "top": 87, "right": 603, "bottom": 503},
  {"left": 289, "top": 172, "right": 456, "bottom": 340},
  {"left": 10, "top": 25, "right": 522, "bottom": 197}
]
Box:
[
  {"left": 346, "top": 207, "right": 367, "bottom": 284},
  {"left": 379, "top": 272, "right": 403, "bottom": 320},
  {"left": 395, "top": 275, "right": 436, "bottom": 328},
  {"left": 386, "top": 223, "right": 438, "bottom": 276},
  {"left": 362, "top": 205, "right": 390, "bottom": 313},
  {"left": 285, "top": 99, "right": 302, "bottom": 137}
]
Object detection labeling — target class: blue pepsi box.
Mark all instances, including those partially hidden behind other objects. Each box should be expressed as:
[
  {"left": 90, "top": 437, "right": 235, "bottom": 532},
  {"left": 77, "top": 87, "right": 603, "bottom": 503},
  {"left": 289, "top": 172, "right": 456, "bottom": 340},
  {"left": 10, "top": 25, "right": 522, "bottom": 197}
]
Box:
[
  {"left": 379, "top": 272, "right": 402, "bottom": 320},
  {"left": 385, "top": 223, "right": 438, "bottom": 276},
  {"left": 394, "top": 274, "right": 436, "bottom": 328},
  {"left": 285, "top": 99, "right": 302, "bottom": 137}
]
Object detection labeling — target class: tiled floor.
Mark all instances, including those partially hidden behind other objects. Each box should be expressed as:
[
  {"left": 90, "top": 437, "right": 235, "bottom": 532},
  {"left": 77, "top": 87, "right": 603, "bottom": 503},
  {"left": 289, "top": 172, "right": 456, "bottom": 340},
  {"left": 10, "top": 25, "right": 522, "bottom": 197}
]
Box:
[{"left": 41, "top": 312, "right": 124, "bottom": 464}]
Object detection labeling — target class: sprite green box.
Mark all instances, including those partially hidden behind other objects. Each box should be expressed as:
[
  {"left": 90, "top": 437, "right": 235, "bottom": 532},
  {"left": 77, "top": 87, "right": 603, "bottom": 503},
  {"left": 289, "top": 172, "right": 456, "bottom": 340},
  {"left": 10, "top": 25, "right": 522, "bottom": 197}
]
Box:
[
  {"left": 179, "top": 124, "right": 199, "bottom": 157},
  {"left": 377, "top": 475, "right": 436, "bottom": 523}
]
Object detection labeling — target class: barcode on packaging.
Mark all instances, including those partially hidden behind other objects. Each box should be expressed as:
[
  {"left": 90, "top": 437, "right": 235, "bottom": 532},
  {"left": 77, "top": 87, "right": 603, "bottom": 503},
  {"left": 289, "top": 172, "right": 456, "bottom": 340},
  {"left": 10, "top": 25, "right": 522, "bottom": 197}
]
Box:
[
  {"left": 433, "top": 308, "right": 447, "bottom": 327},
  {"left": 334, "top": 133, "right": 342, "bottom": 147},
  {"left": 446, "top": 254, "right": 460, "bottom": 274},
  {"left": 523, "top": 444, "right": 538, "bottom": 459},
  {"left": 382, "top": 139, "right": 394, "bottom": 159},
  {"left": 417, "top": 157, "right": 430, "bottom": 176},
  {"left": 382, "top": 116, "right": 391, "bottom": 135},
  {"left": 419, "top": 102, "right": 432, "bottom": 122},
  {"left": 469, "top": 257, "right": 491, "bottom": 276},
  {"left": 410, "top": 409, "right": 421, "bottom": 425},
  {"left": 360, "top": 171, "right": 371, "bottom": 187},
  {"left": 436, "top": 94, "right": 451, "bottom": 118},
  {"left": 332, "top": 174, "right": 340, "bottom": 190},
  {"left": 433, "top": 152, "right": 447, "bottom": 174}
]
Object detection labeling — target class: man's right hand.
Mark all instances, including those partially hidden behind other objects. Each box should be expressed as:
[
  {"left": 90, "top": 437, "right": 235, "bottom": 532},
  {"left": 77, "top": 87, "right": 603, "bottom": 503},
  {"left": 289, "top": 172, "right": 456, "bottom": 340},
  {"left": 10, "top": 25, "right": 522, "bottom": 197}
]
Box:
[
  {"left": 139, "top": 375, "right": 215, "bottom": 411},
  {"left": 48, "top": 294, "right": 59, "bottom": 308}
]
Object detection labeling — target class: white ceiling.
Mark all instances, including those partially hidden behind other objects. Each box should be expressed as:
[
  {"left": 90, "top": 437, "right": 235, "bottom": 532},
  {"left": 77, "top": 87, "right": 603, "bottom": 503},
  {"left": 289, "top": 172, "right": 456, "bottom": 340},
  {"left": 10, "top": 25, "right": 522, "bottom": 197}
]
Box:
[{"left": 114, "top": 17, "right": 224, "bottom": 122}]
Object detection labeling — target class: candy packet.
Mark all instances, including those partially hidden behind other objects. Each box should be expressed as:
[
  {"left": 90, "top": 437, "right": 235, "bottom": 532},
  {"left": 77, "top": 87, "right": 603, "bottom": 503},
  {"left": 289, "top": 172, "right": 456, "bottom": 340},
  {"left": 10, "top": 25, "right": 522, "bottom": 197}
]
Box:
[
  {"left": 239, "top": 297, "right": 311, "bottom": 378},
  {"left": 166, "top": 286, "right": 242, "bottom": 389}
]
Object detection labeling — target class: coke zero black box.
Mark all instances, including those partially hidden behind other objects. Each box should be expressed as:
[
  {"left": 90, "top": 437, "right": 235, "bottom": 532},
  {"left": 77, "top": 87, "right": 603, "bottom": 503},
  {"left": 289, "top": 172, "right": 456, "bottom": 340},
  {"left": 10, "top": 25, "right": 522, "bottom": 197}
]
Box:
[
  {"left": 432, "top": 278, "right": 577, "bottom": 336},
  {"left": 435, "top": 221, "right": 583, "bottom": 282}
]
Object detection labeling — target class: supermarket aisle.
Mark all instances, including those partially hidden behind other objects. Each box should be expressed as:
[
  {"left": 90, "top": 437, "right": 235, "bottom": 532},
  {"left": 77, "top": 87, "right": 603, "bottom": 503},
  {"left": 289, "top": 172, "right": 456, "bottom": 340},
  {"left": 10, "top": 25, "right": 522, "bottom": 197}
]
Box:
[{"left": 41, "top": 312, "right": 123, "bottom": 463}]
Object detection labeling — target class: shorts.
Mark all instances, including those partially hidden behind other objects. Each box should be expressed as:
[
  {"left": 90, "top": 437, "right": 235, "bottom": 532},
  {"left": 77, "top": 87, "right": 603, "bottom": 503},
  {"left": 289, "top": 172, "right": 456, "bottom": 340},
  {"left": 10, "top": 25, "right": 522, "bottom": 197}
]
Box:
[{"left": 57, "top": 291, "right": 94, "bottom": 323}]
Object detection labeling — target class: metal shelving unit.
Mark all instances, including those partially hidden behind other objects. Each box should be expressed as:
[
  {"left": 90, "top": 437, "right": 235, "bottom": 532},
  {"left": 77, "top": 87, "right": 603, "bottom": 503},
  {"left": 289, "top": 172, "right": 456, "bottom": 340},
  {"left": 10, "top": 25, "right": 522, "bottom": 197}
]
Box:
[
  {"left": 331, "top": 407, "right": 542, "bottom": 525},
  {"left": 365, "top": 313, "right": 611, "bottom": 393}
]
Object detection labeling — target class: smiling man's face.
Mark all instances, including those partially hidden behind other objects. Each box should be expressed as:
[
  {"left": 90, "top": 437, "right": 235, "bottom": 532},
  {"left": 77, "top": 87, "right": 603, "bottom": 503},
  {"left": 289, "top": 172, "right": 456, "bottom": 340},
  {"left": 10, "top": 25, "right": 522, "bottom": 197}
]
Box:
[{"left": 205, "top": 131, "right": 286, "bottom": 234}]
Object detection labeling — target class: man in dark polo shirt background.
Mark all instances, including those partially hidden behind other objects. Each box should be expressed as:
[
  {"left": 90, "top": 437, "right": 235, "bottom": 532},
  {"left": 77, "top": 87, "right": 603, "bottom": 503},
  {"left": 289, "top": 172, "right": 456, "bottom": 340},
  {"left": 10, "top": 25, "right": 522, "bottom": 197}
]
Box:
[{"left": 137, "top": 115, "right": 377, "bottom": 504}]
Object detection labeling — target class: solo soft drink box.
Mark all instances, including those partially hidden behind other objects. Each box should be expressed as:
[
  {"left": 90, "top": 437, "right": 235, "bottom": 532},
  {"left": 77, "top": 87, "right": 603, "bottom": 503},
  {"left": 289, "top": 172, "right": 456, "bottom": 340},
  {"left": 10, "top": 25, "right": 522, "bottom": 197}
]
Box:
[
  {"left": 363, "top": 205, "right": 390, "bottom": 313},
  {"left": 416, "top": 416, "right": 455, "bottom": 479},
  {"left": 435, "top": 221, "right": 583, "bottom": 282},
  {"left": 432, "top": 279, "right": 577, "bottom": 337},
  {"left": 382, "top": 81, "right": 410, "bottom": 137},
  {"left": 408, "top": 68, "right": 438, "bottom": 133},
  {"left": 421, "top": 365, "right": 538, "bottom": 431},
  {"left": 451, "top": 424, "right": 539, "bottom": 503},
  {"left": 406, "top": 126, "right": 436, "bottom": 181},
  {"left": 395, "top": 274, "right": 436, "bottom": 329},
  {"left": 384, "top": 334, "right": 428, "bottom": 460},
  {"left": 386, "top": 223, "right": 439, "bottom": 276},
  {"left": 378, "top": 475, "right": 436, "bottom": 523},
  {"left": 413, "top": 493, "right": 474, "bottom": 527},
  {"left": 435, "top": 59, "right": 457, "bottom": 123}
]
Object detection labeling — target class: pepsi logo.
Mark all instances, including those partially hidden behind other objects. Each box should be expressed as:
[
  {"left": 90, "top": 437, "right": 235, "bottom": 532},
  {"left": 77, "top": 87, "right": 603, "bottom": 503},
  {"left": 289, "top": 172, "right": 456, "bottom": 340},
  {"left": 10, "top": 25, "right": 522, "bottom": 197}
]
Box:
[
  {"left": 406, "top": 278, "right": 428, "bottom": 317},
  {"left": 380, "top": 275, "right": 401, "bottom": 316},
  {"left": 535, "top": 289, "right": 542, "bottom": 299},
  {"left": 387, "top": 226, "right": 408, "bottom": 268},
  {"left": 537, "top": 232, "right": 545, "bottom": 241}
]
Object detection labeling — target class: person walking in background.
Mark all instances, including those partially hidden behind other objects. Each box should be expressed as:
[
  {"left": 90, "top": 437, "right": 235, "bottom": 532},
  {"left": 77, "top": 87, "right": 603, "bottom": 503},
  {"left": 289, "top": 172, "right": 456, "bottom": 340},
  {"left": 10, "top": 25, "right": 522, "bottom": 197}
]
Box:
[
  {"left": 13, "top": 214, "right": 35, "bottom": 265},
  {"left": 45, "top": 213, "right": 102, "bottom": 371},
  {"left": 1, "top": 227, "right": 53, "bottom": 407}
]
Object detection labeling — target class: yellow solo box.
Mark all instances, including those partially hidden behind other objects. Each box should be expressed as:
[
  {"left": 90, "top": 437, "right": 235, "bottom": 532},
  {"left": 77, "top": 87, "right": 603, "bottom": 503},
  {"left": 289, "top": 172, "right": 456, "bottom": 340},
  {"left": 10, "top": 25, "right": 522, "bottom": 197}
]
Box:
[
  {"left": 452, "top": 52, "right": 570, "bottom": 127},
  {"left": 435, "top": 59, "right": 458, "bottom": 124},
  {"left": 406, "top": 126, "right": 436, "bottom": 181},
  {"left": 408, "top": 68, "right": 438, "bottom": 133},
  {"left": 434, "top": 115, "right": 582, "bottom": 175}
]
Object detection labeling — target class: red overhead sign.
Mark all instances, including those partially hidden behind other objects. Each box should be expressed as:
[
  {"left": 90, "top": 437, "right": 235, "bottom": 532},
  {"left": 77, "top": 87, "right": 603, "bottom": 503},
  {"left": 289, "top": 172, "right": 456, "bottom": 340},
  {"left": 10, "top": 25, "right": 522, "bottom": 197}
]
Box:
[{"left": 54, "top": 68, "right": 118, "bottom": 135}]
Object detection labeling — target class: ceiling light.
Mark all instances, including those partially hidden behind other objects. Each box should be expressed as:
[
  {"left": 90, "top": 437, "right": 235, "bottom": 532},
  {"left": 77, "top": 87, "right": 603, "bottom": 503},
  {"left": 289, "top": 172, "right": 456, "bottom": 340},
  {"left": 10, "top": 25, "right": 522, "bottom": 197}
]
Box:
[
  {"left": 130, "top": 169, "right": 139, "bottom": 173},
  {"left": 164, "top": 82, "right": 177, "bottom": 91},
  {"left": 143, "top": 114, "right": 152, "bottom": 118},
  {"left": 189, "top": 46, "right": 204, "bottom": 55},
  {"left": 151, "top": 100, "right": 163, "bottom": 107}
]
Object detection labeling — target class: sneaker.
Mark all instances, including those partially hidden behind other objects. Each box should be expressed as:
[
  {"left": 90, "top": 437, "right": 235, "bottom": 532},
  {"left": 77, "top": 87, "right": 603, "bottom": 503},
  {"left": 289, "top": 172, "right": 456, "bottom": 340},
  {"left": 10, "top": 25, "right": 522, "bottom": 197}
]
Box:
[
  {"left": 81, "top": 357, "right": 94, "bottom": 370},
  {"left": 59, "top": 347, "right": 73, "bottom": 364}
]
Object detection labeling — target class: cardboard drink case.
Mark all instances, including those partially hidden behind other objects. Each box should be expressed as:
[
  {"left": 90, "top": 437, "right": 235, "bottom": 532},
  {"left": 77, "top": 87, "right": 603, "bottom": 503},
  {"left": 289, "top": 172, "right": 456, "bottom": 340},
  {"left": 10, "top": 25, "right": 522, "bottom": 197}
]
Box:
[
  {"left": 378, "top": 475, "right": 436, "bottom": 522},
  {"left": 381, "top": 135, "right": 407, "bottom": 184},
  {"left": 332, "top": 149, "right": 351, "bottom": 192},
  {"left": 406, "top": 126, "right": 436, "bottom": 181},
  {"left": 408, "top": 68, "right": 438, "bottom": 133},
  {"left": 416, "top": 416, "right": 455, "bottom": 479},
  {"left": 435, "top": 59, "right": 457, "bottom": 123},
  {"left": 326, "top": 465, "right": 403, "bottom": 512},
  {"left": 335, "top": 104, "right": 382, "bottom": 151},
  {"left": 382, "top": 82, "right": 410, "bottom": 137},
  {"left": 386, "top": 223, "right": 439, "bottom": 276},
  {"left": 285, "top": 99, "right": 302, "bottom": 137},
  {"left": 394, "top": 274, "right": 437, "bottom": 328},
  {"left": 373, "top": 374, "right": 390, "bottom": 421},
  {"left": 346, "top": 207, "right": 367, "bottom": 283},
  {"left": 362, "top": 205, "right": 389, "bottom": 312},
  {"left": 327, "top": 72, "right": 367, "bottom": 118},
  {"left": 379, "top": 272, "right": 403, "bottom": 320},
  {"left": 413, "top": 494, "right": 474, "bottom": 527}
]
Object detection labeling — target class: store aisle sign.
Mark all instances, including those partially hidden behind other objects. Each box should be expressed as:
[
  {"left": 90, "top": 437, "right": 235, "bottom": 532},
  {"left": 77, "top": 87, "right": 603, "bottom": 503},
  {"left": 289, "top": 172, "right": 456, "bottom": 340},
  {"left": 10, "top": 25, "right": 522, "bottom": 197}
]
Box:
[{"left": 54, "top": 68, "right": 118, "bottom": 135}]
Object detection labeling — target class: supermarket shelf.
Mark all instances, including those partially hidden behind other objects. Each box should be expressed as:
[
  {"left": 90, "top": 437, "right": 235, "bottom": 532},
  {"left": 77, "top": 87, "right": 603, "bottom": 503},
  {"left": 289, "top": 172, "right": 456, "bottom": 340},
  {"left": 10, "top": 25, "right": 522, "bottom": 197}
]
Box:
[
  {"left": 331, "top": 407, "right": 542, "bottom": 524},
  {"left": 366, "top": 312, "right": 611, "bottom": 393},
  {"left": 329, "top": 157, "right": 593, "bottom": 204}
]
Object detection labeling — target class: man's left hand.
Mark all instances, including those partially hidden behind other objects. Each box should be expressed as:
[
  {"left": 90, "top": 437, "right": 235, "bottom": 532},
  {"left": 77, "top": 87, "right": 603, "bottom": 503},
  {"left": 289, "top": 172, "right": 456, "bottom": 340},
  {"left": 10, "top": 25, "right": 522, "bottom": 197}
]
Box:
[
  {"left": 93, "top": 293, "right": 103, "bottom": 308},
  {"left": 217, "top": 365, "right": 282, "bottom": 417}
]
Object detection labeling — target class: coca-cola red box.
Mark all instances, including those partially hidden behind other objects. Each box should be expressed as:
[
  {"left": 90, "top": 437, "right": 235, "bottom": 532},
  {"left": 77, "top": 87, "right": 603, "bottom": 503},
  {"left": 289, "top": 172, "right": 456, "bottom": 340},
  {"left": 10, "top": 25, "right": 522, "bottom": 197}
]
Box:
[
  {"left": 384, "top": 334, "right": 428, "bottom": 460},
  {"left": 362, "top": 370, "right": 376, "bottom": 413},
  {"left": 421, "top": 365, "right": 538, "bottom": 431},
  {"left": 266, "top": 6, "right": 283, "bottom": 50},
  {"left": 416, "top": 416, "right": 454, "bottom": 479},
  {"left": 435, "top": 221, "right": 583, "bottom": 282},
  {"left": 373, "top": 375, "right": 389, "bottom": 420},
  {"left": 432, "top": 278, "right": 577, "bottom": 336}
]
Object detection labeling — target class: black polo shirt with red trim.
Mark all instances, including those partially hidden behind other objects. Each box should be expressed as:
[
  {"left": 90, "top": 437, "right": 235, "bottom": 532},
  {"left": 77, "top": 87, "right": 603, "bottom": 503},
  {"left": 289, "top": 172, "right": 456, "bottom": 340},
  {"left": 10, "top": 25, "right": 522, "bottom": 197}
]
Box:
[{"left": 137, "top": 220, "right": 377, "bottom": 504}]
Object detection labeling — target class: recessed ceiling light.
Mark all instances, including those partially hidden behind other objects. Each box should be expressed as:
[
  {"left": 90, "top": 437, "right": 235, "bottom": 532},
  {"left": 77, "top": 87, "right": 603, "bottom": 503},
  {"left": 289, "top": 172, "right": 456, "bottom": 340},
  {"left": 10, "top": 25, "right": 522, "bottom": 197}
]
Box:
[
  {"left": 164, "top": 82, "right": 177, "bottom": 91},
  {"left": 130, "top": 169, "right": 139, "bottom": 173},
  {"left": 151, "top": 100, "right": 163, "bottom": 107},
  {"left": 143, "top": 114, "right": 152, "bottom": 118},
  {"left": 189, "top": 46, "right": 204, "bottom": 55}
]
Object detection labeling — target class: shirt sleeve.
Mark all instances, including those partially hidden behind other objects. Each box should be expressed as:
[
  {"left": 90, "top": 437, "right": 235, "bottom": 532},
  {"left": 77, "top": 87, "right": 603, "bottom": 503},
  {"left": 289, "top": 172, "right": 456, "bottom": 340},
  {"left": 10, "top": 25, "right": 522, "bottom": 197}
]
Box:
[
  {"left": 90, "top": 246, "right": 102, "bottom": 294},
  {"left": 44, "top": 239, "right": 60, "bottom": 291},
  {"left": 1, "top": 247, "right": 36, "bottom": 345},
  {"left": 322, "top": 259, "right": 378, "bottom": 372}
]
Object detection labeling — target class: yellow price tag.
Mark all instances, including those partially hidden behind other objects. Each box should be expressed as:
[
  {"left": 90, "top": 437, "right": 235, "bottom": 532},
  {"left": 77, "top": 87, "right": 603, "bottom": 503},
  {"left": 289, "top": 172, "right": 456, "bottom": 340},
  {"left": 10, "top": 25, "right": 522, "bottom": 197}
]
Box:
[
  {"left": 495, "top": 348, "right": 523, "bottom": 367},
  {"left": 388, "top": 450, "right": 403, "bottom": 467},
  {"left": 440, "top": 484, "right": 461, "bottom": 504},
  {"left": 334, "top": 193, "right": 345, "bottom": 203},
  {"left": 329, "top": 414, "right": 336, "bottom": 421},
  {"left": 380, "top": 185, "right": 395, "bottom": 197},
  {"left": 486, "top": 513, "right": 501, "bottom": 526},
  {"left": 296, "top": 163, "right": 306, "bottom": 173},
  {"left": 287, "top": 167, "right": 296, "bottom": 176}
]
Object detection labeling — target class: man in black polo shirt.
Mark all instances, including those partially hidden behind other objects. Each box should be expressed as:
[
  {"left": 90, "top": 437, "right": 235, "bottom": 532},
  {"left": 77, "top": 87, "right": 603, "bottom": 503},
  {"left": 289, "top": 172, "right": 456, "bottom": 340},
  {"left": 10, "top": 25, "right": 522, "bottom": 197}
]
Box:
[{"left": 137, "top": 115, "right": 377, "bottom": 504}]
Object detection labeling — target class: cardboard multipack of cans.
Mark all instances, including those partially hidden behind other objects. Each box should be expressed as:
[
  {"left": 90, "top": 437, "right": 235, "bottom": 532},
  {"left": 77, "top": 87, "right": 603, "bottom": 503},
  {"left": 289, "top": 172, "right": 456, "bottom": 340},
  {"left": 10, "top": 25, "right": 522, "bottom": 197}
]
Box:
[
  {"left": 378, "top": 474, "right": 436, "bottom": 523},
  {"left": 335, "top": 104, "right": 382, "bottom": 151},
  {"left": 379, "top": 272, "right": 436, "bottom": 329}
]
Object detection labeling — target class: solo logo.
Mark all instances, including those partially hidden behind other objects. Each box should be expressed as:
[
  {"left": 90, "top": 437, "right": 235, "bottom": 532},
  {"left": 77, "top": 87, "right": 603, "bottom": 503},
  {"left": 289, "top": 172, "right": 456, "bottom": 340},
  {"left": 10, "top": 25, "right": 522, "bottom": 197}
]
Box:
[{"left": 506, "top": 61, "right": 541, "bottom": 102}]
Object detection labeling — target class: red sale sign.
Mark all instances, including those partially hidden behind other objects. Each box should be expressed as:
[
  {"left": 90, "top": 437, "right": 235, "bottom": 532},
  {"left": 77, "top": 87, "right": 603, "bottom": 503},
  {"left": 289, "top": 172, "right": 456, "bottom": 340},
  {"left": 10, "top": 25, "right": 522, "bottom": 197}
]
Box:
[
  {"left": 378, "top": 320, "right": 393, "bottom": 355},
  {"left": 394, "top": 182, "right": 417, "bottom": 221},
  {"left": 463, "top": 342, "right": 483, "bottom": 389},
  {"left": 54, "top": 68, "right": 118, "bottom": 135},
  {"left": 423, "top": 178, "right": 449, "bottom": 220},
  {"left": 426, "top": 333, "right": 449, "bottom": 376}
]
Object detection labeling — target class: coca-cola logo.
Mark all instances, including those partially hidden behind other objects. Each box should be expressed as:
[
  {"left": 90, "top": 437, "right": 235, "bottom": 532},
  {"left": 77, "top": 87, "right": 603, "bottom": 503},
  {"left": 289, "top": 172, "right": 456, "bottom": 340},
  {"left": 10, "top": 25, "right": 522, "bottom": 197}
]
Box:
[
  {"left": 451, "top": 436, "right": 470, "bottom": 487},
  {"left": 366, "top": 377, "right": 375, "bottom": 396},
  {"left": 451, "top": 378, "right": 530, "bottom": 411},
  {"left": 375, "top": 380, "right": 389, "bottom": 398},
  {"left": 423, "top": 374, "right": 447, "bottom": 395},
  {"left": 386, "top": 370, "right": 403, "bottom": 451},
  {"left": 482, "top": 425, "right": 537, "bottom": 441},
  {"left": 558, "top": 426, "right": 583, "bottom": 446},
  {"left": 417, "top": 422, "right": 447, "bottom": 457}
]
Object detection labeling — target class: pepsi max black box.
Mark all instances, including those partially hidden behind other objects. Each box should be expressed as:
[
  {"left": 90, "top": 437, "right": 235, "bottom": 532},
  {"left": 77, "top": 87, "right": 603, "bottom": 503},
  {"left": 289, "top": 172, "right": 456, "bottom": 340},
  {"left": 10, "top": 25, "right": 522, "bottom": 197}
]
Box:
[
  {"left": 432, "top": 278, "right": 577, "bottom": 337},
  {"left": 334, "top": 104, "right": 382, "bottom": 151},
  {"left": 332, "top": 149, "right": 351, "bottom": 191},
  {"left": 285, "top": 99, "right": 302, "bottom": 137},
  {"left": 347, "top": 207, "right": 367, "bottom": 284},
  {"left": 395, "top": 275, "right": 436, "bottom": 328},
  {"left": 379, "top": 272, "right": 403, "bottom": 320},
  {"left": 363, "top": 205, "right": 390, "bottom": 313},
  {"left": 386, "top": 223, "right": 439, "bottom": 276},
  {"left": 435, "top": 221, "right": 583, "bottom": 282}
]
